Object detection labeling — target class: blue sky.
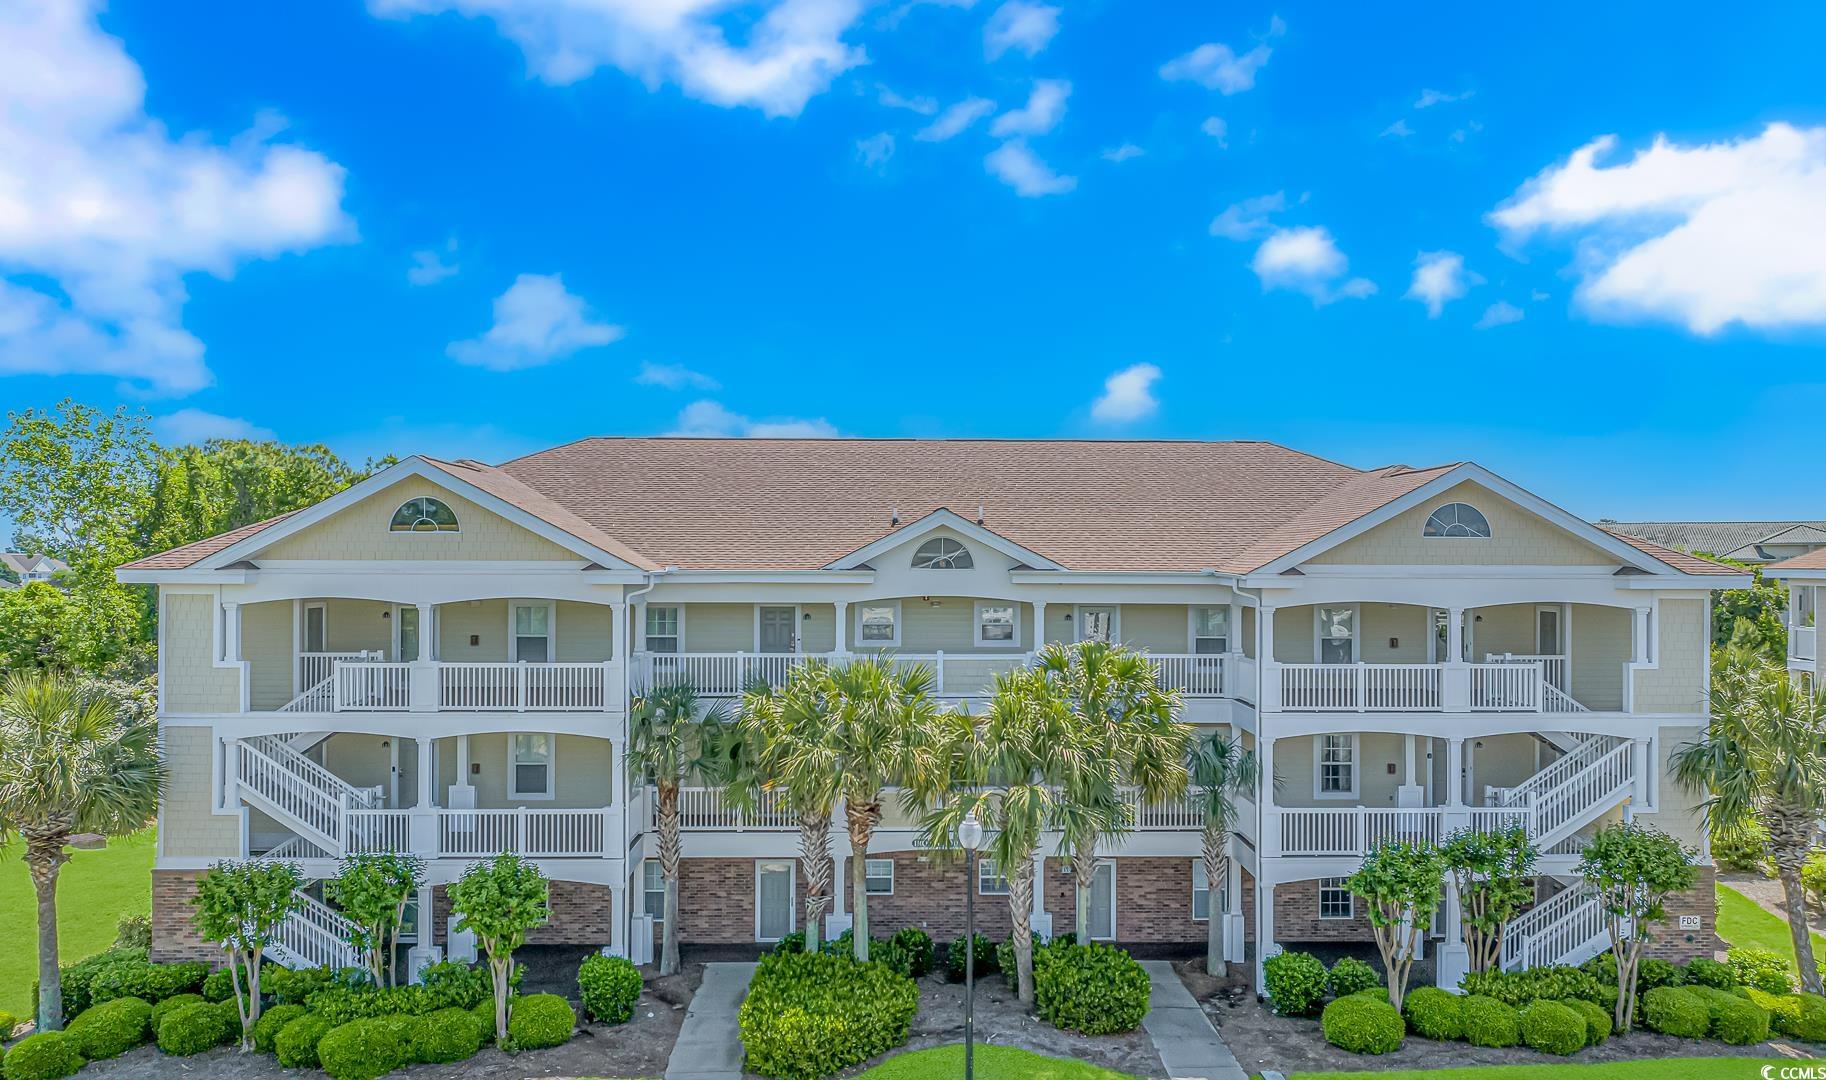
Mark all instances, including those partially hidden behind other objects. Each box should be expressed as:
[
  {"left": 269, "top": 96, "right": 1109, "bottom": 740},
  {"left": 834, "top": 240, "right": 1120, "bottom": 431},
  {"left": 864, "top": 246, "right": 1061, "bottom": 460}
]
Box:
[{"left": 3, "top": 0, "right": 1826, "bottom": 542}]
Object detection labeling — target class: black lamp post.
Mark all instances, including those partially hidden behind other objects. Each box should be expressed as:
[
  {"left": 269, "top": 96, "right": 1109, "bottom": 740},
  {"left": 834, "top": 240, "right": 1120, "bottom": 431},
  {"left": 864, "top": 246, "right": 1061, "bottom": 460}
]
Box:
[{"left": 958, "top": 812, "right": 983, "bottom": 1080}]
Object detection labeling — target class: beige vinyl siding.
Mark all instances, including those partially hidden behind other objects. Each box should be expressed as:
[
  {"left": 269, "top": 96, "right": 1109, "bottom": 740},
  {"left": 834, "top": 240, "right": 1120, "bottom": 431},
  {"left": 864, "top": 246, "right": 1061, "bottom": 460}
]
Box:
[
  {"left": 1241, "top": 607, "right": 1256, "bottom": 659},
  {"left": 1274, "top": 732, "right": 1409, "bottom": 808},
  {"left": 1360, "top": 604, "right": 1430, "bottom": 663},
  {"left": 1043, "top": 605, "right": 1073, "bottom": 647},
  {"left": 242, "top": 600, "right": 294, "bottom": 710},
  {"left": 163, "top": 593, "right": 241, "bottom": 713},
  {"left": 432, "top": 734, "right": 615, "bottom": 809},
  {"left": 801, "top": 604, "right": 836, "bottom": 653},
  {"left": 682, "top": 603, "right": 754, "bottom": 652},
  {"left": 1571, "top": 604, "right": 1630, "bottom": 712},
  {"left": 324, "top": 599, "right": 393, "bottom": 655},
  {"left": 554, "top": 601, "right": 616, "bottom": 662},
  {"left": 1273, "top": 605, "right": 1315, "bottom": 664},
  {"left": 160, "top": 725, "right": 240, "bottom": 857},
  {"left": 259, "top": 478, "right": 579, "bottom": 562},
  {"left": 440, "top": 599, "right": 506, "bottom": 661},
  {"left": 1469, "top": 734, "right": 1540, "bottom": 804},
  {"left": 1309, "top": 481, "right": 1618, "bottom": 567},
  {"left": 1471, "top": 603, "right": 1540, "bottom": 659},
  {"left": 855, "top": 597, "right": 1033, "bottom": 654},
  {"left": 321, "top": 733, "right": 396, "bottom": 800},
  {"left": 1120, "top": 605, "right": 1186, "bottom": 652},
  {"left": 1646, "top": 726, "right": 1707, "bottom": 850},
  {"left": 1634, "top": 599, "right": 1707, "bottom": 713}
]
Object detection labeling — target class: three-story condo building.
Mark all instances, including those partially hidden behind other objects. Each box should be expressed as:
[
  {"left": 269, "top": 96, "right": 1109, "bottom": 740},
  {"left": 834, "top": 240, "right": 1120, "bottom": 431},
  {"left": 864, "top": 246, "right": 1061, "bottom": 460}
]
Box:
[
  {"left": 118, "top": 438, "right": 1739, "bottom": 990},
  {"left": 1766, "top": 549, "right": 1823, "bottom": 680}
]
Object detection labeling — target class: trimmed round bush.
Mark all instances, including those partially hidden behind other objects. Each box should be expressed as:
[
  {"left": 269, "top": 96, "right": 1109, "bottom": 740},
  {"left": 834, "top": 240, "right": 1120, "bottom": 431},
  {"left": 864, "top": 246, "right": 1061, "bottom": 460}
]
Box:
[
  {"left": 65, "top": 995, "right": 153, "bottom": 1060},
  {"left": 1747, "top": 988, "right": 1826, "bottom": 1042},
  {"left": 252, "top": 1003, "right": 308, "bottom": 1054},
  {"left": 1321, "top": 993, "right": 1404, "bottom": 1055},
  {"left": 470, "top": 997, "right": 500, "bottom": 1044},
  {"left": 1462, "top": 994, "right": 1521, "bottom": 1048},
  {"left": 1683, "top": 957, "right": 1736, "bottom": 990},
  {"left": 410, "top": 1007, "right": 484, "bottom": 1064},
  {"left": 275, "top": 1012, "right": 338, "bottom": 1069},
  {"left": 1729, "top": 947, "right": 1795, "bottom": 994},
  {"left": 1326, "top": 957, "right": 1382, "bottom": 998},
  {"left": 1, "top": 1033, "right": 83, "bottom": 1080},
  {"left": 201, "top": 968, "right": 235, "bottom": 1003},
  {"left": 1685, "top": 986, "right": 1771, "bottom": 1045},
  {"left": 578, "top": 954, "right": 643, "bottom": 1025},
  {"left": 889, "top": 927, "right": 934, "bottom": 977},
  {"left": 946, "top": 933, "right": 997, "bottom": 982},
  {"left": 739, "top": 951, "right": 920, "bottom": 1080},
  {"left": 150, "top": 991, "right": 206, "bottom": 1037},
  {"left": 0, "top": 1010, "right": 22, "bottom": 1039},
  {"left": 507, "top": 993, "right": 575, "bottom": 1051},
  {"left": 1643, "top": 986, "right": 1709, "bottom": 1038},
  {"left": 157, "top": 1000, "right": 232, "bottom": 1055},
  {"left": 1263, "top": 950, "right": 1328, "bottom": 1017},
  {"left": 1402, "top": 986, "right": 1464, "bottom": 1041},
  {"left": 1561, "top": 998, "right": 1612, "bottom": 1045},
  {"left": 317, "top": 1017, "right": 407, "bottom": 1080},
  {"left": 1032, "top": 942, "right": 1150, "bottom": 1036},
  {"left": 1519, "top": 999, "right": 1586, "bottom": 1056}
]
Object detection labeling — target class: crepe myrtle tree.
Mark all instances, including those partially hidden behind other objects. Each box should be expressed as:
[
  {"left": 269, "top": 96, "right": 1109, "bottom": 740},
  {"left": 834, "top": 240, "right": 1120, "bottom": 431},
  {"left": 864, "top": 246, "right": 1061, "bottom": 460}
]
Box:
[
  {"left": 325, "top": 852, "right": 425, "bottom": 987},
  {"left": 1346, "top": 839, "right": 1447, "bottom": 1012},
  {"left": 449, "top": 853, "right": 551, "bottom": 1043},
  {"left": 1576, "top": 822, "right": 1697, "bottom": 1033},
  {"left": 1441, "top": 825, "right": 1539, "bottom": 974},
  {"left": 192, "top": 859, "right": 304, "bottom": 1050}
]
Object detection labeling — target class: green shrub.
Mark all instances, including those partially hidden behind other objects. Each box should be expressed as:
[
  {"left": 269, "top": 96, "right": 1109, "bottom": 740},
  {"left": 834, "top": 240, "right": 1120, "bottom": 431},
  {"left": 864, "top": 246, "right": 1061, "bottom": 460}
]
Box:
[
  {"left": 470, "top": 998, "right": 498, "bottom": 1045},
  {"left": 772, "top": 931, "right": 805, "bottom": 954},
  {"left": 946, "top": 933, "right": 998, "bottom": 982},
  {"left": 1729, "top": 947, "right": 1795, "bottom": 994},
  {"left": 0, "top": 1011, "right": 19, "bottom": 1040},
  {"left": 1460, "top": 965, "right": 1600, "bottom": 1007},
  {"left": 149, "top": 993, "right": 206, "bottom": 1038},
  {"left": 317, "top": 1017, "right": 408, "bottom": 1080},
  {"left": 889, "top": 927, "right": 934, "bottom": 977},
  {"left": 1643, "top": 986, "right": 1709, "bottom": 1038},
  {"left": 1519, "top": 1000, "right": 1586, "bottom": 1055},
  {"left": 1326, "top": 956, "right": 1382, "bottom": 998},
  {"left": 114, "top": 914, "right": 153, "bottom": 952},
  {"left": 86, "top": 959, "right": 209, "bottom": 1010},
  {"left": 0, "top": 1033, "right": 83, "bottom": 1080},
  {"left": 1638, "top": 957, "right": 1685, "bottom": 994},
  {"left": 44, "top": 946, "right": 145, "bottom": 1020},
  {"left": 265, "top": 965, "right": 336, "bottom": 1005},
  {"left": 1461, "top": 994, "right": 1521, "bottom": 1048},
  {"left": 275, "top": 1012, "right": 338, "bottom": 1069},
  {"left": 304, "top": 975, "right": 489, "bottom": 1025},
  {"left": 410, "top": 1007, "right": 484, "bottom": 1064},
  {"left": 1582, "top": 952, "right": 1618, "bottom": 985},
  {"left": 65, "top": 996, "right": 153, "bottom": 1060},
  {"left": 578, "top": 954, "right": 643, "bottom": 1025},
  {"left": 1401, "top": 986, "right": 1464, "bottom": 1040},
  {"left": 1768, "top": 991, "right": 1826, "bottom": 1042},
  {"left": 156, "top": 1000, "right": 232, "bottom": 1056},
  {"left": 252, "top": 1003, "right": 308, "bottom": 1054},
  {"left": 506, "top": 993, "right": 575, "bottom": 1050},
  {"left": 1561, "top": 997, "right": 1612, "bottom": 1045},
  {"left": 1683, "top": 985, "right": 1771, "bottom": 1045},
  {"left": 421, "top": 959, "right": 515, "bottom": 1008},
  {"left": 827, "top": 930, "right": 913, "bottom": 977},
  {"left": 1263, "top": 950, "right": 1328, "bottom": 1017},
  {"left": 1683, "top": 957, "right": 1736, "bottom": 990},
  {"left": 738, "top": 950, "right": 919, "bottom": 1080},
  {"left": 1713, "top": 820, "right": 1772, "bottom": 875},
  {"left": 1321, "top": 993, "right": 1404, "bottom": 1054},
  {"left": 1031, "top": 942, "right": 1150, "bottom": 1035}
]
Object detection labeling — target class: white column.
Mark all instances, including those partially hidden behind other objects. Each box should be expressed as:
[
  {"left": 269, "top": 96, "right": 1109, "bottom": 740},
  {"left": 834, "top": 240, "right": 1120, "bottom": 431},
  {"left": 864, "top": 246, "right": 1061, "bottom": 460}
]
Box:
[
  {"left": 415, "top": 737, "right": 434, "bottom": 809},
  {"left": 607, "top": 884, "right": 629, "bottom": 958},
  {"left": 1030, "top": 852, "right": 1052, "bottom": 940},
  {"left": 1446, "top": 737, "right": 1465, "bottom": 808},
  {"left": 1446, "top": 607, "right": 1465, "bottom": 662},
  {"left": 827, "top": 851, "right": 852, "bottom": 938},
  {"left": 1222, "top": 842, "right": 1246, "bottom": 963},
  {"left": 634, "top": 600, "right": 648, "bottom": 652},
  {"left": 834, "top": 601, "right": 848, "bottom": 653},
  {"left": 1634, "top": 606, "right": 1653, "bottom": 663},
  {"left": 1259, "top": 607, "right": 1279, "bottom": 710},
  {"left": 1259, "top": 606, "right": 1276, "bottom": 658},
  {"left": 611, "top": 602, "right": 629, "bottom": 667},
  {"left": 415, "top": 604, "right": 434, "bottom": 661},
  {"left": 1632, "top": 737, "right": 1652, "bottom": 804},
  {"left": 1255, "top": 878, "right": 1277, "bottom": 993},
  {"left": 223, "top": 602, "right": 242, "bottom": 662},
  {"left": 1032, "top": 601, "right": 1047, "bottom": 649},
  {"left": 408, "top": 884, "right": 440, "bottom": 983},
  {"left": 1436, "top": 879, "right": 1469, "bottom": 989},
  {"left": 1258, "top": 736, "right": 1279, "bottom": 856}
]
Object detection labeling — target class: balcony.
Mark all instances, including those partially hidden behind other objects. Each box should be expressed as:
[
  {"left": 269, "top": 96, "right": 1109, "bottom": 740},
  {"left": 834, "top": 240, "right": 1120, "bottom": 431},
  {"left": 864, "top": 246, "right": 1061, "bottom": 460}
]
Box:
[
  {"left": 337, "top": 807, "right": 618, "bottom": 858},
  {"left": 1267, "top": 659, "right": 1586, "bottom": 714},
  {"left": 633, "top": 651, "right": 1241, "bottom": 701},
  {"left": 282, "top": 660, "right": 626, "bottom": 713},
  {"left": 649, "top": 785, "right": 1208, "bottom": 833},
  {"left": 1276, "top": 806, "right": 1529, "bottom": 856},
  {"left": 1793, "top": 625, "right": 1817, "bottom": 663}
]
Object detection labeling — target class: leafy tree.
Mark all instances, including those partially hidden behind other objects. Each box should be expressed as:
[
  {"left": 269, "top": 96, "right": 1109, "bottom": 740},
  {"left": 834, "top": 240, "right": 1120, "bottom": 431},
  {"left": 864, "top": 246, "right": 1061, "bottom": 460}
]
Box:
[
  {"left": 1441, "top": 825, "right": 1538, "bottom": 974},
  {"left": 325, "top": 853, "right": 425, "bottom": 987},
  {"left": 449, "top": 853, "right": 551, "bottom": 1043},
  {"left": 140, "top": 439, "right": 367, "bottom": 554},
  {"left": 0, "top": 670, "right": 166, "bottom": 1032},
  {"left": 1188, "top": 732, "right": 1257, "bottom": 976},
  {"left": 191, "top": 860, "right": 304, "bottom": 1049},
  {"left": 0, "top": 581, "right": 143, "bottom": 673},
  {"left": 627, "top": 681, "right": 731, "bottom": 975},
  {"left": 0, "top": 401, "right": 155, "bottom": 568},
  {"left": 1575, "top": 822, "right": 1697, "bottom": 1031},
  {"left": 1701, "top": 555, "right": 1788, "bottom": 662},
  {"left": 1672, "top": 653, "right": 1826, "bottom": 992},
  {"left": 1346, "top": 840, "right": 1446, "bottom": 1012}
]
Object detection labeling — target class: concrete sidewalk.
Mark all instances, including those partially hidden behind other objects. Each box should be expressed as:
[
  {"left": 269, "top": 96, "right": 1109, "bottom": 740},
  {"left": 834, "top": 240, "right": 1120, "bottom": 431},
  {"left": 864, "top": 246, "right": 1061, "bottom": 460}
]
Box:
[
  {"left": 1141, "top": 960, "right": 1248, "bottom": 1080},
  {"left": 664, "top": 961, "right": 755, "bottom": 1080}
]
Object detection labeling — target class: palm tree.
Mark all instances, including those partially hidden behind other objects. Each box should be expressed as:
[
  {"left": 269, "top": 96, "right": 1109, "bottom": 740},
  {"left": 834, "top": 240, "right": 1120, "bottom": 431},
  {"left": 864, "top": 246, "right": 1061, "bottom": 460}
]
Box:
[
  {"left": 626, "top": 681, "right": 730, "bottom": 976},
  {"left": 1187, "top": 732, "right": 1257, "bottom": 976},
  {"left": 0, "top": 670, "right": 166, "bottom": 1031},
  {"left": 1672, "top": 654, "right": 1826, "bottom": 993},
  {"left": 1032, "top": 641, "right": 1193, "bottom": 938}
]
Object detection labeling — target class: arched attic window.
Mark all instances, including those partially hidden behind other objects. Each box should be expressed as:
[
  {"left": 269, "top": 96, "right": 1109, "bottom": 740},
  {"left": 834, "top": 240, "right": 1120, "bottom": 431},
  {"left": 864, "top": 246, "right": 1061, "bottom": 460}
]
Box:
[
  {"left": 389, "top": 496, "right": 460, "bottom": 533},
  {"left": 1423, "top": 502, "right": 1492, "bottom": 538},
  {"left": 911, "top": 537, "right": 973, "bottom": 569}
]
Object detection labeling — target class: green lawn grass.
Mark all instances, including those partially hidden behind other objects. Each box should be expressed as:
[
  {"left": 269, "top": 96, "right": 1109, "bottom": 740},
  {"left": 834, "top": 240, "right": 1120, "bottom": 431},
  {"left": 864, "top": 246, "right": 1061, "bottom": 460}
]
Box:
[
  {"left": 1716, "top": 882, "right": 1826, "bottom": 976},
  {"left": 856, "top": 1045, "right": 1138, "bottom": 1079},
  {"left": 1289, "top": 1059, "right": 1782, "bottom": 1080},
  {"left": 0, "top": 829, "right": 156, "bottom": 1020}
]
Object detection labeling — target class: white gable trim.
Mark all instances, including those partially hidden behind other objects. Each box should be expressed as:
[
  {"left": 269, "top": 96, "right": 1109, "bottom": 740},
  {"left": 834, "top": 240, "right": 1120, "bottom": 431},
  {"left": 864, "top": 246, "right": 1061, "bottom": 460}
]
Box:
[
  {"left": 823, "top": 509, "right": 1066, "bottom": 572},
  {"left": 1254, "top": 464, "right": 1683, "bottom": 577},
  {"left": 191, "top": 458, "right": 645, "bottom": 572}
]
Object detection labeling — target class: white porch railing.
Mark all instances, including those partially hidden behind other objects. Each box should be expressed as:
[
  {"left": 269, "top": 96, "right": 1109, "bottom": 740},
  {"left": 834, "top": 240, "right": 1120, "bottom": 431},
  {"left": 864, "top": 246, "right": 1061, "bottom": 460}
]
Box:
[
  {"left": 281, "top": 651, "right": 380, "bottom": 712},
  {"left": 1277, "top": 805, "right": 1530, "bottom": 857},
  {"left": 333, "top": 663, "right": 412, "bottom": 710},
  {"left": 1469, "top": 662, "right": 1542, "bottom": 711},
  {"left": 891, "top": 653, "right": 1031, "bottom": 697},
  {"left": 1795, "top": 625, "right": 1818, "bottom": 663},
  {"left": 1487, "top": 653, "right": 1568, "bottom": 690},
  {"left": 235, "top": 735, "right": 383, "bottom": 853},
  {"left": 661, "top": 786, "right": 798, "bottom": 831},
  {"left": 345, "top": 809, "right": 413, "bottom": 854},
  {"left": 1279, "top": 663, "right": 1443, "bottom": 711},
  {"left": 436, "top": 808, "right": 611, "bottom": 857},
  {"left": 1124, "top": 787, "right": 1206, "bottom": 830},
  {"left": 270, "top": 890, "right": 364, "bottom": 971},
  {"left": 1501, "top": 884, "right": 1616, "bottom": 971},
  {"left": 1150, "top": 654, "right": 1228, "bottom": 698},
  {"left": 439, "top": 662, "right": 612, "bottom": 711},
  {"left": 639, "top": 652, "right": 811, "bottom": 696}
]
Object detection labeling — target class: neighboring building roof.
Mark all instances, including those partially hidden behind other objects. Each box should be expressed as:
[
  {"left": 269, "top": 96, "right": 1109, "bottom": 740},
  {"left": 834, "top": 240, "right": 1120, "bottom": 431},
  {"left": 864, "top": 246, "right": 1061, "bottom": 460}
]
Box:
[
  {"left": 1767, "top": 548, "right": 1826, "bottom": 573},
  {"left": 1598, "top": 529, "right": 1745, "bottom": 576},
  {"left": 1605, "top": 520, "right": 1826, "bottom": 563},
  {"left": 119, "top": 438, "right": 1741, "bottom": 578},
  {"left": 0, "top": 552, "right": 71, "bottom": 577}
]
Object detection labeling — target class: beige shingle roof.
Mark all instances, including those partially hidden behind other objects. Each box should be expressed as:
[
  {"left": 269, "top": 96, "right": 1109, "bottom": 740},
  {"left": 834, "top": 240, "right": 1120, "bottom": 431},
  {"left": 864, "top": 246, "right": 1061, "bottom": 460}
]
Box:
[
  {"left": 1767, "top": 548, "right": 1826, "bottom": 572},
  {"left": 119, "top": 512, "right": 301, "bottom": 570}
]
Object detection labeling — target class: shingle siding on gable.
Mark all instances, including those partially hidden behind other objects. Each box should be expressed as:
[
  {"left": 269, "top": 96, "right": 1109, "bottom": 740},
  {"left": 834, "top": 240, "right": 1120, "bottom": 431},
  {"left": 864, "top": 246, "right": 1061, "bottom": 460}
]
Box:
[
  {"left": 163, "top": 593, "right": 241, "bottom": 713},
  {"left": 1635, "top": 599, "right": 1708, "bottom": 713},
  {"left": 258, "top": 478, "right": 580, "bottom": 562},
  {"left": 159, "top": 725, "right": 240, "bottom": 858},
  {"left": 1570, "top": 604, "right": 1631, "bottom": 712},
  {"left": 1308, "top": 482, "right": 1617, "bottom": 567},
  {"left": 243, "top": 599, "right": 293, "bottom": 710}
]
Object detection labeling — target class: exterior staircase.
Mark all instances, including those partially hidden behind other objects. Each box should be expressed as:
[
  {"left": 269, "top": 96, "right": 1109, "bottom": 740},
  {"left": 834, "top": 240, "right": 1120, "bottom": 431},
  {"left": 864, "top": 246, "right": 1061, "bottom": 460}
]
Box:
[
  {"left": 267, "top": 888, "right": 364, "bottom": 971},
  {"left": 1500, "top": 881, "right": 1619, "bottom": 971},
  {"left": 278, "top": 651, "right": 381, "bottom": 713},
  {"left": 1486, "top": 734, "right": 1635, "bottom": 851},
  {"left": 233, "top": 734, "right": 384, "bottom": 856}
]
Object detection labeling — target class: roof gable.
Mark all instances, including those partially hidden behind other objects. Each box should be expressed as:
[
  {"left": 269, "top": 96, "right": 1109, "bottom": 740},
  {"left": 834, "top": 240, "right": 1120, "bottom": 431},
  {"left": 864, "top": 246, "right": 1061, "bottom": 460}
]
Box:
[{"left": 824, "top": 509, "right": 1064, "bottom": 571}]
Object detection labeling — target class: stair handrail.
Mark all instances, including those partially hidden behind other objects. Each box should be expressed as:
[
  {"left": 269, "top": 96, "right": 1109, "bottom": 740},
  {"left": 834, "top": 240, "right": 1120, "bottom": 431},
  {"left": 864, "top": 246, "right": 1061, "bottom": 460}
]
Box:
[
  {"left": 236, "top": 739, "right": 345, "bottom": 846},
  {"left": 1526, "top": 740, "right": 1635, "bottom": 843},
  {"left": 248, "top": 735, "right": 385, "bottom": 809},
  {"left": 1489, "top": 735, "right": 1622, "bottom": 809},
  {"left": 275, "top": 890, "right": 363, "bottom": 970},
  {"left": 1502, "top": 884, "right": 1605, "bottom": 970}
]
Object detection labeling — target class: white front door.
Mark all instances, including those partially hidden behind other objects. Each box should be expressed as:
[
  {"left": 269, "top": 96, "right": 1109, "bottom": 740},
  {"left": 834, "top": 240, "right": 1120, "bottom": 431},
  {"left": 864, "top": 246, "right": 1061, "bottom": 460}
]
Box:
[
  {"left": 1088, "top": 863, "right": 1116, "bottom": 940},
  {"left": 756, "top": 861, "right": 795, "bottom": 942}
]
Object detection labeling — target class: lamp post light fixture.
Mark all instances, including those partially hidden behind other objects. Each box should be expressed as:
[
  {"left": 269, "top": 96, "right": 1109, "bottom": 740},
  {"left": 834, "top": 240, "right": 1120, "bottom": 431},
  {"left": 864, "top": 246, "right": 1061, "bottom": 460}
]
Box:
[{"left": 958, "top": 812, "right": 984, "bottom": 1080}]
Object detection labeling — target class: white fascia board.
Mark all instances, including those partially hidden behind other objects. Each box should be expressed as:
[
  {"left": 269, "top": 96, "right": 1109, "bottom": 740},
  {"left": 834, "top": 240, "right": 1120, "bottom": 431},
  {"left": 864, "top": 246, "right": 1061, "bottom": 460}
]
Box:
[
  {"left": 1764, "top": 566, "right": 1826, "bottom": 581},
  {"left": 1616, "top": 577, "right": 1750, "bottom": 592},
  {"left": 1007, "top": 570, "right": 1236, "bottom": 585},
  {"left": 824, "top": 508, "right": 1065, "bottom": 571},
  {"left": 1287, "top": 564, "right": 1622, "bottom": 579},
  {"left": 191, "top": 457, "right": 644, "bottom": 572},
  {"left": 116, "top": 568, "right": 253, "bottom": 585},
  {"left": 653, "top": 570, "right": 878, "bottom": 584}
]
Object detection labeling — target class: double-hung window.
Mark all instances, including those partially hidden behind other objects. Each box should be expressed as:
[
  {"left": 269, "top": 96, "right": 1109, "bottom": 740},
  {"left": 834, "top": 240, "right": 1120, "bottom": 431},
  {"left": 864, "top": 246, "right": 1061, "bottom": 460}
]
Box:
[
  {"left": 977, "top": 857, "right": 1011, "bottom": 895},
  {"left": 643, "top": 860, "right": 667, "bottom": 935},
  {"left": 976, "top": 604, "right": 1017, "bottom": 646},
  {"left": 1319, "top": 878, "right": 1354, "bottom": 920},
  {"left": 864, "top": 859, "right": 895, "bottom": 895},
  {"left": 513, "top": 604, "right": 551, "bottom": 662},
  {"left": 1191, "top": 861, "right": 1229, "bottom": 921},
  {"left": 510, "top": 733, "right": 555, "bottom": 799},
  {"left": 1192, "top": 607, "right": 1229, "bottom": 654},
  {"left": 859, "top": 604, "right": 899, "bottom": 646},
  {"left": 1316, "top": 734, "right": 1357, "bottom": 798},
  {"left": 1316, "top": 606, "right": 1355, "bottom": 664},
  {"left": 646, "top": 606, "right": 681, "bottom": 653}
]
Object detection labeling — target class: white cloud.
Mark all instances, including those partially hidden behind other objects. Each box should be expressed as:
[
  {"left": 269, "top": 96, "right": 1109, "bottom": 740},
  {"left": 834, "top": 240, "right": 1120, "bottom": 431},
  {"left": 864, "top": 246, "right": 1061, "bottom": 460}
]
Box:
[
  {"left": 370, "top": 0, "right": 867, "bottom": 118},
  {"left": 1208, "top": 191, "right": 1286, "bottom": 240},
  {"left": 407, "top": 242, "right": 459, "bottom": 285},
  {"left": 1490, "top": 123, "right": 1826, "bottom": 334},
  {"left": 990, "top": 79, "right": 1070, "bottom": 137},
  {"left": 0, "top": 0, "right": 351, "bottom": 396},
  {"left": 1090, "top": 363, "right": 1161, "bottom": 423},
  {"left": 915, "top": 97, "right": 995, "bottom": 141},
  {"left": 877, "top": 86, "right": 937, "bottom": 115},
  {"left": 1251, "top": 226, "right": 1376, "bottom": 304},
  {"left": 634, "top": 360, "right": 720, "bottom": 391},
  {"left": 670, "top": 399, "right": 839, "bottom": 438},
  {"left": 1101, "top": 143, "right": 1144, "bottom": 163},
  {"left": 1474, "top": 301, "right": 1525, "bottom": 329},
  {"left": 1200, "top": 116, "right": 1228, "bottom": 146},
  {"left": 984, "top": 1, "right": 1060, "bottom": 59},
  {"left": 1159, "top": 40, "right": 1273, "bottom": 95},
  {"left": 1404, "top": 250, "right": 1476, "bottom": 317},
  {"left": 1381, "top": 118, "right": 1413, "bottom": 139},
  {"left": 447, "top": 273, "right": 623, "bottom": 371},
  {"left": 1415, "top": 88, "right": 1472, "bottom": 109},
  {"left": 984, "top": 140, "right": 1076, "bottom": 197},
  {"left": 153, "top": 409, "right": 276, "bottom": 445},
  {"left": 855, "top": 132, "right": 895, "bottom": 170}
]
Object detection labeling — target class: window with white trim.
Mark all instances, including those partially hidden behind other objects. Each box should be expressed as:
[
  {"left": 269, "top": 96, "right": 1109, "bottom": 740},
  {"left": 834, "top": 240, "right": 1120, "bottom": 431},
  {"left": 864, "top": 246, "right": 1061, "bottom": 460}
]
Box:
[
  {"left": 510, "top": 733, "right": 555, "bottom": 799},
  {"left": 978, "top": 857, "right": 1011, "bottom": 895},
  {"left": 1077, "top": 607, "right": 1117, "bottom": 643},
  {"left": 389, "top": 496, "right": 459, "bottom": 533},
  {"left": 1423, "top": 502, "right": 1492, "bottom": 538},
  {"left": 912, "top": 537, "right": 973, "bottom": 569},
  {"left": 1191, "top": 861, "right": 1230, "bottom": 921},
  {"left": 1318, "top": 878, "right": 1353, "bottom": 920},
  {"left": 1192, "top": 607, "right": 1229, "bottom": 654},
  {"left": 864, "top": 858, "right": 895, "bottom": 895},
  {"left": 643, "top": 859, "right": 666, "bottom": 935},
  {"left": 1316, "top": 734, "right": 1357, "bottom": 797},
  {"left": 646, "top": 607, "right": 681, "bottom": 654},
  {"left": 976, "top": 603, "right": 1017, "bottom": 646},
  {"left": 859, "top": 604, "right": 899, "bottom": 645},
  {"left": 513, "top": 603, "right": 551, "bottom": 663},
  {"left": 1316, "top": 606, "right": 1355, "bottom": 664}
]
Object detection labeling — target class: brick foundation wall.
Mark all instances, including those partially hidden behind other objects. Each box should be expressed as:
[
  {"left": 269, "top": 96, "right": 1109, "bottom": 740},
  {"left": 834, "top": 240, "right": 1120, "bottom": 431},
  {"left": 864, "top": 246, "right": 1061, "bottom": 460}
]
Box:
[
  {"left": 1273, "top": 878, "right": 1376, "bottom": 943},
  {"left": 836, "top": 850, "right": 1017, "bottom": 943},
  {"left": 151, "top": 870, "right": 219, "bottom": 963},
  {"left": 1642, "top": 865, "right": 1722, "bottom": 962},
  {"left": 432, "top": 879, "right": 616, "bottom": 948}
]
